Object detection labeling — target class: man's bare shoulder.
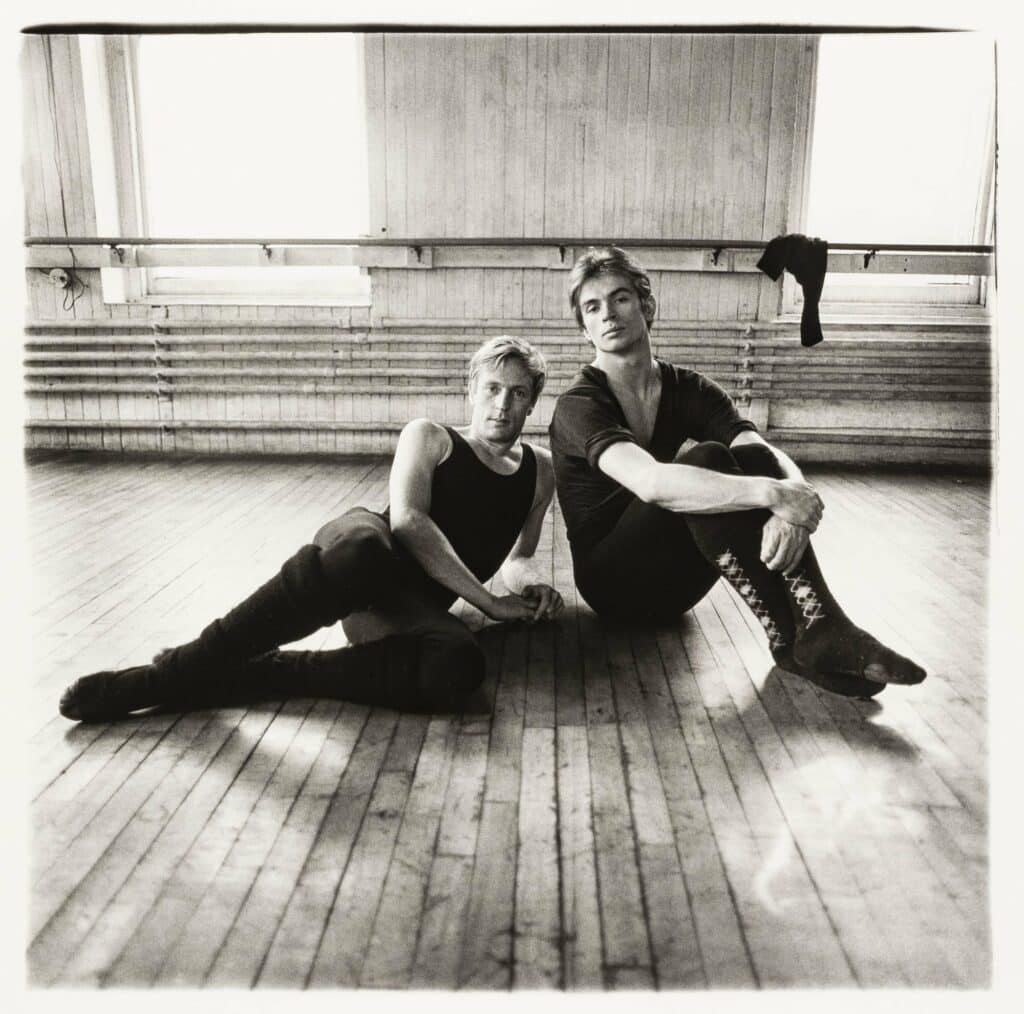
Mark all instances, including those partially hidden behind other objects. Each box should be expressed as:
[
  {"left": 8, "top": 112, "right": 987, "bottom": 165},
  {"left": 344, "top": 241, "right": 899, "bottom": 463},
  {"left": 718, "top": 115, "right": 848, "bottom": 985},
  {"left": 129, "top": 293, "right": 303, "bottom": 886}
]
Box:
[
  {"left": 529, "top": 442, "right": 553, "bottom": 469},
  {"left": 399, "top": 417, "right": 451, "bottom": 451},
  {"left": 526, "top": 442, "right": 555, "bottom": 497}
]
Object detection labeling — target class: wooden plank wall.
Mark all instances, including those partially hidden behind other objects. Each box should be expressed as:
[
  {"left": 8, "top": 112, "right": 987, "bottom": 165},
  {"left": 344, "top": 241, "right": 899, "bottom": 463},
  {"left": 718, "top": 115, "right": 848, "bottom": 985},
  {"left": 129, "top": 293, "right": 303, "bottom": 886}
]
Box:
[
  {"left": 21, "top": 31, "right": 993, "bottom": 465},
  {"left": 367, "top": 33, "right": 800, "bottom": 323},
  {"left": 23, "top": 35, "right": 102, "bottom": 321}
]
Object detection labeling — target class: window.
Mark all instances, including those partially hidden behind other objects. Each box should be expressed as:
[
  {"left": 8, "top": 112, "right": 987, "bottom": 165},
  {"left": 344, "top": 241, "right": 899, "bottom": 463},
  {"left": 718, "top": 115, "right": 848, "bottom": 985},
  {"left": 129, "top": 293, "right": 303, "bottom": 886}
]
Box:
[
  {"left": 81, "top": 33, "right": 371, "bottom": 305},
  {"left": 796, "top": 33, "right": 995, "bottom": 314}
]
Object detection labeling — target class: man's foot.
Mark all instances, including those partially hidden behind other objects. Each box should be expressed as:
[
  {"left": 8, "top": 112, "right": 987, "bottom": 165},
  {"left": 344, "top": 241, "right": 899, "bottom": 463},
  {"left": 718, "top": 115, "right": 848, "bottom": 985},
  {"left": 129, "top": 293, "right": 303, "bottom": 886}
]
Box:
[
  {"left": 793, "top": 624, "right": 927, "bottom": 686},
  {"left": 771, "top": 648, "right": 885, "bottom": 700},
  {"left": 58, "top": 666, "right": 158, "bottom": 723}
]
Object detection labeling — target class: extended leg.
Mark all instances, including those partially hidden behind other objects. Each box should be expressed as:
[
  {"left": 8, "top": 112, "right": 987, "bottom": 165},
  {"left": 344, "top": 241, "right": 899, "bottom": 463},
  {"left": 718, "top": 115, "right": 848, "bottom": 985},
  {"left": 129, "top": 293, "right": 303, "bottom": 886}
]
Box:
[
  {"left": 219, "top": 609, "right": 486, "bottom": 713},
  {"left": 59, "top": 508, "right": 419, "bottom": 721},
  {"left": 680, "top": 441, "right": 925, "bottom": 690}
]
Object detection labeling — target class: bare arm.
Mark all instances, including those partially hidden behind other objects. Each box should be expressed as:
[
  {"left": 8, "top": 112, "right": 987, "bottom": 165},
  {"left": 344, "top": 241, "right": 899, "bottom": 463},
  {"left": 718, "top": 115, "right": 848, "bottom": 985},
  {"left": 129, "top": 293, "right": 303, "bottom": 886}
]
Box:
[
  {"left": 501, "top": 448, "right": 564, "bottom": 620},
  {"left": 596, "top": 438, "right": 822, "bottom": 530},
  {"left": 388, "top": 419, "right": 535, "bottom": 621},
  {"left": 730, "top": 429, "right": 805, "bottom": 481}
]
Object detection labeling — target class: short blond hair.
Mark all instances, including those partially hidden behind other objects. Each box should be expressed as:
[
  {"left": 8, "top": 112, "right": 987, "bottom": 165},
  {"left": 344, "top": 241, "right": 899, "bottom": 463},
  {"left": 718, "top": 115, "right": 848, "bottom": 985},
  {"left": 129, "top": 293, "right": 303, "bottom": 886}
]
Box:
[{"left": 468, "top": 336, "right": 547, "bottom": 405}]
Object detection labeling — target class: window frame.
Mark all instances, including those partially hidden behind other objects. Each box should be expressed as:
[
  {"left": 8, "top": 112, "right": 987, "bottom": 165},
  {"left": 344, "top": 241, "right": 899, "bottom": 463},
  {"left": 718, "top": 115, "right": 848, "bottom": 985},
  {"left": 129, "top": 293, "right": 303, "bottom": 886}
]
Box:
[
  {"left": 80, "top": 33, "right": 372, "bottom": 308},
  {"left": 782, "top": 34, "right": 995, "bottom": 323}
]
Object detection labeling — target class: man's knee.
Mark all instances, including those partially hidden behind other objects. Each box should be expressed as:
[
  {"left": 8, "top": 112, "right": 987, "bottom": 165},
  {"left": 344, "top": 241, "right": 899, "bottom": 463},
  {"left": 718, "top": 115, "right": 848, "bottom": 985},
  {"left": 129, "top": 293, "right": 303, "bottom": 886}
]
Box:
[
  {"left": 676, "top": 439, "right": 785, "bottom": 481},
  {"left": 317, "top": 523, "right": 396, "bottom": 593},
  {"left": 730, "top": 442, "right": 785, "bottom": 479},
  {"left": 415, "top": 627, "right": 486, "bottom": 709},
  {"left": 677, "top": 440, "right": 739, "bottom": 474}
]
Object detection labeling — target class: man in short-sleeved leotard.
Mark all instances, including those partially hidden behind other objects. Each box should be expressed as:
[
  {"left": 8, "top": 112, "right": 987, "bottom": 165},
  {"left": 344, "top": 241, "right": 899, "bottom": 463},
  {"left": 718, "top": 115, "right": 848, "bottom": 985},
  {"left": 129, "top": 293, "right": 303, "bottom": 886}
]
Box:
[{"left": 549, "top": 247, "right": 926, "bottom": 697}]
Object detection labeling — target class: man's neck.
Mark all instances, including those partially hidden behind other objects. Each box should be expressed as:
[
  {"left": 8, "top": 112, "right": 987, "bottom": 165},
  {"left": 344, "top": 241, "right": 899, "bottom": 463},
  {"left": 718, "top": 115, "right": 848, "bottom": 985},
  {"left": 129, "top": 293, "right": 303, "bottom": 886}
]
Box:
[
  {"left": 592, "top": 336, "right": 658, "bottom": 392},
  {"left": 462, "top": 427, "right": 521, "bottom": 461}
]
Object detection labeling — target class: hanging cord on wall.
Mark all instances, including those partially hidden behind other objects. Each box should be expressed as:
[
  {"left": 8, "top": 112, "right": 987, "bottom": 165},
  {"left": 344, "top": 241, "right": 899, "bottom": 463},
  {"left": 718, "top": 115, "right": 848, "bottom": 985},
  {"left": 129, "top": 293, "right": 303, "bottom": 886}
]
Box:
[{"left": 60, "top": 249, "right": 89, "bottom": 312}]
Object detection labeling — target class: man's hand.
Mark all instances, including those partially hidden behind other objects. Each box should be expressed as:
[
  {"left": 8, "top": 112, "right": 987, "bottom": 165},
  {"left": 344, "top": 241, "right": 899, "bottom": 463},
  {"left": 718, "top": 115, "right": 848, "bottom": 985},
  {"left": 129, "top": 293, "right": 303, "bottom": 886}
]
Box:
[
  {"left": 521, "top": 583, "right": 564, "bottom": 622},
  {"left": 770, "top": 479, "right": 824, "bottom": 532},
  {"left": 484, "top": 592, "right": 541, "bottom": 623},
  {"left": 760, "top": 515, "right": 811, "bottom": 574}
]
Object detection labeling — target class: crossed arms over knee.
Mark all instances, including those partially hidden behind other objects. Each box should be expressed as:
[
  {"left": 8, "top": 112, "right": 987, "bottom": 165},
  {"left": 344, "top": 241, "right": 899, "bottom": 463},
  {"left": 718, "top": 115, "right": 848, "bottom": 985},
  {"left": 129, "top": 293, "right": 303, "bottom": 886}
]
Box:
[
  {"left": 596, "top": 431, "right": 821, "bottom": 524},
  {"left": 597, "top": 431, "right": 822, "bottom": 573}
]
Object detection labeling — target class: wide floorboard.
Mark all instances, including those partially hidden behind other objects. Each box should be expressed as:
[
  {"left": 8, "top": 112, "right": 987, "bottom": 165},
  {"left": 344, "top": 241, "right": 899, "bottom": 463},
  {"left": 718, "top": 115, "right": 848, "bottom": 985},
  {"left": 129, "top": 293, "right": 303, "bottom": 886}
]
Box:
[{"left": 25, "top": 453, "right": 990, "bottom": 989}]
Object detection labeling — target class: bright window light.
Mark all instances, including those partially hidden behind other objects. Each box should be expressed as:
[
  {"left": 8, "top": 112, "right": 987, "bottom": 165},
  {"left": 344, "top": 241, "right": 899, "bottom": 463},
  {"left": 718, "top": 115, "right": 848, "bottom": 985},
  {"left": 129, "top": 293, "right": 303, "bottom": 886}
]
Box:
[
  {"left": 805, "top": 33, "right": 994, "bottom": 247},
  {"left": 801, "top": 33, "right": 994, "bottom": 308},
  {"left": 134, "top": 32, "right": 370, "bottom": 302}
]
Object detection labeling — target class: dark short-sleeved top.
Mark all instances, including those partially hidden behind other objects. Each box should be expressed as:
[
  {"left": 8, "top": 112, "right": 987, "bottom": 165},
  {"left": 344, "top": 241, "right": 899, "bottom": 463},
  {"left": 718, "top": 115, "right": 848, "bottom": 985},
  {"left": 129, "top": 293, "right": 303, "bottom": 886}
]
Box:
[{"left": 548, "top": 360, "right": 757, "bottom": 553}]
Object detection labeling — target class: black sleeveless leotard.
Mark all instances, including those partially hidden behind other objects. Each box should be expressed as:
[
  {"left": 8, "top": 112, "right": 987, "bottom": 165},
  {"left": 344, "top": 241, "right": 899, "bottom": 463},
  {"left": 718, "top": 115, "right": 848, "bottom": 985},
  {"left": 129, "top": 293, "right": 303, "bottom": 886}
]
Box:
[{"left": 382, "top": 426, "right": 537, "bottom": 608}]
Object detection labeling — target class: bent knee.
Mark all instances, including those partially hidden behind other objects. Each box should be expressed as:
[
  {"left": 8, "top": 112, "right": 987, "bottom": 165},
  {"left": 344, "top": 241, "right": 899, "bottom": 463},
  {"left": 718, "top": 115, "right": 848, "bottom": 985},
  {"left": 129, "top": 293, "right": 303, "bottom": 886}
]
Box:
[
  {"left": 729, "top": 442, "right": 785, "bottom": 479},
  {"left": 677, "top": 440, "right": 738, "bottom": 474},
  {"left": 318, "top": 525, "right": 395, "bottom": 588}
]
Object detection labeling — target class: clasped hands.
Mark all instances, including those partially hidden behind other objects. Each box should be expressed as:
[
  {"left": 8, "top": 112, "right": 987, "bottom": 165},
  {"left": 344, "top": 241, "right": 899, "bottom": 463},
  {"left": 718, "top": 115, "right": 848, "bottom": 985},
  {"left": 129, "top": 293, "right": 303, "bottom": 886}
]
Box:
[
  {"left": 761, "top": 515, "right": 811, "bottom": 574},
  {"left": 764, "top": 477, "right": 823, "bottom": 573},
  {"left": 485, "top": 584, "right": 564, "bottom": 624}
]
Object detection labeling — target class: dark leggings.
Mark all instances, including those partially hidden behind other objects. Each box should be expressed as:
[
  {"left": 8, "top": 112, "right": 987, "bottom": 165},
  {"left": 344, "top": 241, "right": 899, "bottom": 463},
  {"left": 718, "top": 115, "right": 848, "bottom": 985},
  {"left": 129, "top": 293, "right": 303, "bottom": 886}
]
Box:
[
  {"left": 310, "top": 507, "right": 486, "bottom": 707},
  {"left": 573, "top": 441, "right": 784, "bottom": 623}
]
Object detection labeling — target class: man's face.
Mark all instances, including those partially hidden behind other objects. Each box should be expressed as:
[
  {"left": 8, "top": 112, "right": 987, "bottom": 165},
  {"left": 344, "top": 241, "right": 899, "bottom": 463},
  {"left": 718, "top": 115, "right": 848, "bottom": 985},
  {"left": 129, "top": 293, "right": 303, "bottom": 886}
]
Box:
[
  {"left": 468, "top": 358, "right": 535, "bottom": 443},
  {"left": 578, "top": 272, "right": 649, "bottom": 353}
]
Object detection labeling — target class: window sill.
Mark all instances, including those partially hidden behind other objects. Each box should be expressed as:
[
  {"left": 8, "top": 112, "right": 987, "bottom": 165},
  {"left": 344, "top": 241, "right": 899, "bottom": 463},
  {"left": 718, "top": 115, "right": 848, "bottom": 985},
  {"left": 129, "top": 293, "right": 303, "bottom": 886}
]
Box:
[{"left": 780, "top": 306, "right": 992, "bottom": 328}]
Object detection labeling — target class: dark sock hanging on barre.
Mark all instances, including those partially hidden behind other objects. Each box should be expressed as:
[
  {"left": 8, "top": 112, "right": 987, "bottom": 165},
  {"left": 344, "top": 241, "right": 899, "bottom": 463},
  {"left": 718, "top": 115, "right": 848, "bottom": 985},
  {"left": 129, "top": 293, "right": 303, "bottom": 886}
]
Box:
[{"left": 757, "top": 234, "right": 829, "bottom": 347}]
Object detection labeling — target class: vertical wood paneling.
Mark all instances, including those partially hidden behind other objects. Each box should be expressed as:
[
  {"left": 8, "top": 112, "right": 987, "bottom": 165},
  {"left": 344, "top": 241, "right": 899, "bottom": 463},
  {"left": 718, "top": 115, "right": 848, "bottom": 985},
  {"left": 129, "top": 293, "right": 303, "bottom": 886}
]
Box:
[
  {"left": 22, "top": 38, "right": 55, "bottom": 238},
  {"left": 689, "top": 37, "right": 717, "bottom": 319},
  {"left": 641, "top": 36, "right": 673, "bottom": 238},
  {"left": 503, "top": 35, "right": 529, "bottom": 239},
  {"left": 442, "top": 35, "right": 467, "bottom": 238},
  {"left": 602, "top": 36, "right": 630, "bottom": 236},
  {"left": 708, "top": 35, "right": 735, "bottom": 240},
  {"left": 383, "top": 34, "right": 410, "bottom": 236},
  {"left": 580, "top": 35, "right": 609, "bottom": 238},
  {"left": 757, "top": 35, "right": 803, "bottom": 322},
  {"left": 542, "top": 35, "right": 576, "bottom": 236},
  {"left": 785, "top": 35, "right": 818, "bottom": 239},
  {"left": 620, "top": 35, "right": 651, "bottom": 236},
  {"left": 47, "top": 37, "right": 86, "bottom": 239},
  {"left": 407, "top": 37, "right": 432, "bottom": 236},
  {"left": 462, "top": 37, "right": 487, "bottom": 237},
  {"left": 684, "top": 36, "right": 711, "bottom": 239},
  {"left": 62, "top": 35, "right": 98, "bottom": 242},
  {"left": 104, "top": 37, "right": 141, "bottom": 237},
  {"left": 471, "top": 35, "right": 508, "bottom": 237},
  {"left": 522, "top": 34, "right": 549, "bottom": 236},
  {"left": 762, "top": 33, "right": 804, "bottom": 237},
  {"left": 665, "top": 36, "right": 694, "bottom": 238}
]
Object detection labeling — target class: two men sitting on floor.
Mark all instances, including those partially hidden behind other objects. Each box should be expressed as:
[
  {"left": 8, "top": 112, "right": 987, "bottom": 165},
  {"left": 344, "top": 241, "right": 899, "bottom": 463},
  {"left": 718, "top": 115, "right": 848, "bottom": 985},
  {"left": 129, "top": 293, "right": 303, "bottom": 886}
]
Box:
[{"left": 59, "top": 250, "right": 923, "bottom": 724}]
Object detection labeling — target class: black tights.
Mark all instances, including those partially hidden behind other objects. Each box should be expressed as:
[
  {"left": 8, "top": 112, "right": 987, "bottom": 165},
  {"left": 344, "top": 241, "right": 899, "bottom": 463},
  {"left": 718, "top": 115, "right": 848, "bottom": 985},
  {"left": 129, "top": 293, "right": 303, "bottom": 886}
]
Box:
[
  {"left": 573, "top": 441, "right": 784, "bottom": 624},
  {"left": 309, "top": 507, "right": 487, "bottom": 708},
  {"left": 62, "top": 507, "right": 487, "bottom": 721},
  {"left": 181, "top": 506, "right": 488, "bottom": 712}
]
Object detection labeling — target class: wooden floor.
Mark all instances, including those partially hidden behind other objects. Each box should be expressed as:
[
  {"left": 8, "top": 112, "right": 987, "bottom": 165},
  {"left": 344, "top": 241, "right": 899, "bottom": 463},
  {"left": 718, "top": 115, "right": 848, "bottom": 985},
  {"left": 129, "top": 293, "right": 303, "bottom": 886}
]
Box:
[{"left": 25, "top": 453, "right": 990, "bottom": 989}]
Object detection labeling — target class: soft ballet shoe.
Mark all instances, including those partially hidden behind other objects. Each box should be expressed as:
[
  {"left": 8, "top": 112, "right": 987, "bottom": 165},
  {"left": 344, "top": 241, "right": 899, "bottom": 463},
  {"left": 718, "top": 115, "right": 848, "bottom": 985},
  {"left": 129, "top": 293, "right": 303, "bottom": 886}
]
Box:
[
  {"left": 793, "top": 625, "right": 927, "bottom": 687},
  {"left": 771, "top": 648, "right": 885, "bottom": 700},
  {"left": 59, "top": 666, "right": 159, "bottom": 723}
]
